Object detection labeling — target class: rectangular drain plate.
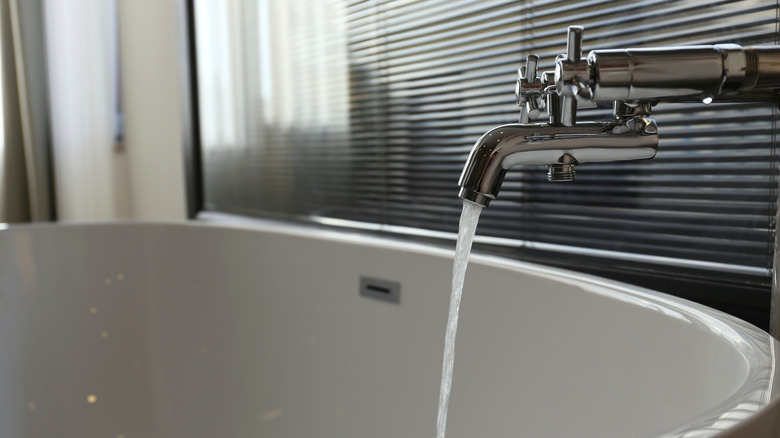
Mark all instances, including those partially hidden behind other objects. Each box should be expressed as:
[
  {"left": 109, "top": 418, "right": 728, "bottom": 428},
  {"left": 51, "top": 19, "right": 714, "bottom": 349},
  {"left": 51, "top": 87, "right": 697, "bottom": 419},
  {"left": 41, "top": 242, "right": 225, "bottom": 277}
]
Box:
[{"left": 360, "top": 277, "right": 401, "bottom": 304}]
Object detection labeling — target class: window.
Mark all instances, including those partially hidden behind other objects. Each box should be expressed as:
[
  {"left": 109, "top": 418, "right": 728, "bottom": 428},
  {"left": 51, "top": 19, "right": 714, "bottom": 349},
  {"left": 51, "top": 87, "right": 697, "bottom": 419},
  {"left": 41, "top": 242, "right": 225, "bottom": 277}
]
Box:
[{"left": 190, "top": 0, "right": 780, "bottom": 329}]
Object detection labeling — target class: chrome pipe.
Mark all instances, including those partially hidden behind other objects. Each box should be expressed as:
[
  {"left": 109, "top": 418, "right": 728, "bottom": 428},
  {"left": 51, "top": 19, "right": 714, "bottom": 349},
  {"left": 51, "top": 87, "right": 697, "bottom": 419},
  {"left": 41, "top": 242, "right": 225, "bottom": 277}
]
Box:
[{"left": 584, "top": 45, "right": 780, "bottom": 102}]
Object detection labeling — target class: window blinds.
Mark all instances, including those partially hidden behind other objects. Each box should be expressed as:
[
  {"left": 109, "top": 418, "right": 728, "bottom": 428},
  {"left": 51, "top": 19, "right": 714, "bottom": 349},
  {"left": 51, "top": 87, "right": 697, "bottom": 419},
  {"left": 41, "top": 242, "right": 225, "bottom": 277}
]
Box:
[{"left": 194, "top": 0, "right": 779, "bottom": 291}]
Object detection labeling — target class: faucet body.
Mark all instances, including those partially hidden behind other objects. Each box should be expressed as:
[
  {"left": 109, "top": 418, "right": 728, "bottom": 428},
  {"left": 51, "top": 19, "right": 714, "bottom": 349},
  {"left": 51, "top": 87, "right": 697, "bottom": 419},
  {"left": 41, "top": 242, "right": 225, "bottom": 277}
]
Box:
[
  {"left": 459, "top": 26, "right": 780, "bottom": 209},
  {"left": 458, "top": 117, "right": 657, "bottom": 206},
  {"left": 458, "top": 26, "right": 780, "bottom": 336}
]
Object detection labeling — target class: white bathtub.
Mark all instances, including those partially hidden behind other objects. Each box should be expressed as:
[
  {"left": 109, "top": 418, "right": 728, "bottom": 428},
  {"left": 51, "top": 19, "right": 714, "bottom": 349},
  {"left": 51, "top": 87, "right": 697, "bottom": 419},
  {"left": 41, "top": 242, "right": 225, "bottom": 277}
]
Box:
[{"left": 0, "top": 220, "right": 779, "bottom": 437}]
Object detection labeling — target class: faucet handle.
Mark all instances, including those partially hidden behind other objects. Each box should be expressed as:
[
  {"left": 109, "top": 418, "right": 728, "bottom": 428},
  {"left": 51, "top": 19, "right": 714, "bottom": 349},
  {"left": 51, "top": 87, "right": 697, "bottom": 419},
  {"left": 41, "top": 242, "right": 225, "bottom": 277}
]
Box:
[
  {"left": 572, "top": 78, "right": 592, "bottom": 100},
  {"left": 566, "top": 26, "right": 583, "bottom": 63},
  {"left": 525, "top": 55, "right": 539, "bottom": 81},
  {"left": 516, "top": 55, "right": 544, "bottom": 122},
  {"left": 555, "top": 26, "right": 593, "bottom": 101},
  {"left": 565, "top": 28, "right": 592, "bottom": 101}
]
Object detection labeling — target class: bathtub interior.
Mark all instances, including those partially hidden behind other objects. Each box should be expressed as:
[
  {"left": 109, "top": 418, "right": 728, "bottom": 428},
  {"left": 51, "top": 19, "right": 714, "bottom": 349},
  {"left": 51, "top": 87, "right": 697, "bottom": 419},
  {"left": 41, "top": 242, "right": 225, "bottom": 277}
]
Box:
[{"left": 0, "top": 222, "right": 774, "bottom": 438}]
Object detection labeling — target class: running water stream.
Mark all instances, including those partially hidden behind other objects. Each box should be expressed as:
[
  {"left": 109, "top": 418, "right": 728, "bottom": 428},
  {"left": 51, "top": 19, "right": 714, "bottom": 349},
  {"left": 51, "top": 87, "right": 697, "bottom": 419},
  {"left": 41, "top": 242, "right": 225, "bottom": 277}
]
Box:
[{"left": 436, "top": 200, "right": 484, "bottom": 438}]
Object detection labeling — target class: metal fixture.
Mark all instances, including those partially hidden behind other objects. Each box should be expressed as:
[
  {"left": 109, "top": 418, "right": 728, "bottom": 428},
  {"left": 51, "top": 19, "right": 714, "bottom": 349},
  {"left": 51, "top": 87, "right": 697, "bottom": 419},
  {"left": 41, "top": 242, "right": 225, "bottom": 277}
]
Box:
[
  {"left": 458, "top": 116, "right": 658, "bottom": 205},
  {"left": 458, "top": 26, "right": 780, "bottom": 334},
  {"left": 460, "top": 26, "right": 780, "bottom": 207},
  {"left": 459, "top": 26, "right": 664, "bottom": 207}
]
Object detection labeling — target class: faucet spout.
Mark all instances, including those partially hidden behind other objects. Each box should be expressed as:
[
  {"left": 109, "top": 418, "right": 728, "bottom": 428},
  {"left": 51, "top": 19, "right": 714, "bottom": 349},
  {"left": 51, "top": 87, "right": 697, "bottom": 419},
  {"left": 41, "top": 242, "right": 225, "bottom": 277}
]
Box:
[{"left": 458, "top": 116, "right": 658, "bottom": 206}]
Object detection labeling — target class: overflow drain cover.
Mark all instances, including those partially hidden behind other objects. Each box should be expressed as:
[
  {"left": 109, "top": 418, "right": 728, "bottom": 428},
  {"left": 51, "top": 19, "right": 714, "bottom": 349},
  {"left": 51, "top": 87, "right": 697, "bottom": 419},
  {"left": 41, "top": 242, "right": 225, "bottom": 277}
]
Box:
[{"left": 359, "top": 277, "right": 401, "bottom": 304}]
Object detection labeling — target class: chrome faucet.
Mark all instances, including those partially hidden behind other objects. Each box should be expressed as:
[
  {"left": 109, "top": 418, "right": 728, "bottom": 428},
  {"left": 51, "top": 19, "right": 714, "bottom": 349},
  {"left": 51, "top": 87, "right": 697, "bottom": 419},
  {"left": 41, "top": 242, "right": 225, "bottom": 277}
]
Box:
[
  {"left": 458, "top": 26, "right": 780, "bottom": 335},
  {"left": 459, "top": 26, "right": 780, "bottom": 207}
]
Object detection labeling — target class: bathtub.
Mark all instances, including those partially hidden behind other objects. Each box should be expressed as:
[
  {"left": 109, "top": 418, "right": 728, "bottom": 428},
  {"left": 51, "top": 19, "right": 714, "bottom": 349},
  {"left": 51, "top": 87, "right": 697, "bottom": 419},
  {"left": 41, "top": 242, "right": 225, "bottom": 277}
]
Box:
[{"left": 0, "top": 220, "right": 779, "bottom": 438}]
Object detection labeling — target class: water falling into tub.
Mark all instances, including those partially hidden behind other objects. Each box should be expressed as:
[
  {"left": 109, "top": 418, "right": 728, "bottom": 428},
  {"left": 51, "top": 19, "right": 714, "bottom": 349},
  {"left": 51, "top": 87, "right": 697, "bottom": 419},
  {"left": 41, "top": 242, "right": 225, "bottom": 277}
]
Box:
[{"left": 437, "top": 200, "right": 483, "bottom": 438}]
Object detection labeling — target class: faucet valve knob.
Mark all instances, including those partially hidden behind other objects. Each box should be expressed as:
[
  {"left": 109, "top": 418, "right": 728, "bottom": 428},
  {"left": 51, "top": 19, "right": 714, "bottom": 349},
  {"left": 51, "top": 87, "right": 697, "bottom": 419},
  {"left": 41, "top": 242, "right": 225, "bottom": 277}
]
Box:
[
  {"left": 572, "top": 78, "right": 592, "bottom": 100},
  {"left": 555, "top": 26, "right": 592, "bottom": 100},
  {"left": 566, "top": 26, "right": 583, "bottom": 63},
  {"left": 525, "top": 97, "right": 541, "bottom": 120},
  {"left": 517, "top": 55, "right": 544, "bottom": 122},
  {"left": 525, "top": 54, "right": 539, "bottom": 81}
]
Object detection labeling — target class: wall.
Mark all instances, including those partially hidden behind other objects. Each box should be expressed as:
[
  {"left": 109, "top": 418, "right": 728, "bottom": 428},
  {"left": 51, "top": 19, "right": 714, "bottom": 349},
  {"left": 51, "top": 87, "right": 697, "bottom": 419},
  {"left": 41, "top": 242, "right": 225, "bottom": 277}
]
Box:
[{"left": 117, "top": 0, "right": 189, "bottom": 221}]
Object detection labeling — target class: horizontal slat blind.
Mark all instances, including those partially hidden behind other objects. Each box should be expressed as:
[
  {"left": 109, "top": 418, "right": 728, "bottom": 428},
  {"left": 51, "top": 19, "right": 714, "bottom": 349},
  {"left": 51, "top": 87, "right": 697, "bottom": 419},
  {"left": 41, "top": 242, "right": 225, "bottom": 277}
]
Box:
[{"left": 194, "top": 0, "right": 779, "bottom": 288}]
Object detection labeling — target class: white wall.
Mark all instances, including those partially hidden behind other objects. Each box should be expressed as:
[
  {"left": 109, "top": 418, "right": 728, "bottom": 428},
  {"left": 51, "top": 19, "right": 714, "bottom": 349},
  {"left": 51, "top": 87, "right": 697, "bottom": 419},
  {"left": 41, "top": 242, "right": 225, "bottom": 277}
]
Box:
[
  {"left": 45, "top": 0, "right": 188, "bottom": 221},
  {"left": 117, "top": 0, "right": 188, "bottom": 221}
]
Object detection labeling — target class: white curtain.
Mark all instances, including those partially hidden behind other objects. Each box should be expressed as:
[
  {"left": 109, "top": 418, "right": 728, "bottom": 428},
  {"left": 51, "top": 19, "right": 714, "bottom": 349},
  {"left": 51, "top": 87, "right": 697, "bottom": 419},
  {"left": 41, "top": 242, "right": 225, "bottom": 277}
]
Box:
[{"left": 43, "top": 0, "right": 130, "bottom": 221}]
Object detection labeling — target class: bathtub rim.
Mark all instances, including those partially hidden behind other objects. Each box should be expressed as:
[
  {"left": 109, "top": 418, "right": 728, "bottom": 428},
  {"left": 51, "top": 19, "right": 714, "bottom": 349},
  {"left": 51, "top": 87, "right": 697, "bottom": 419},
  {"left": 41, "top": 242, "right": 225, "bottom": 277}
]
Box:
[{"left": 2, "top": 217, "right": 779, "bottom": 437}]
